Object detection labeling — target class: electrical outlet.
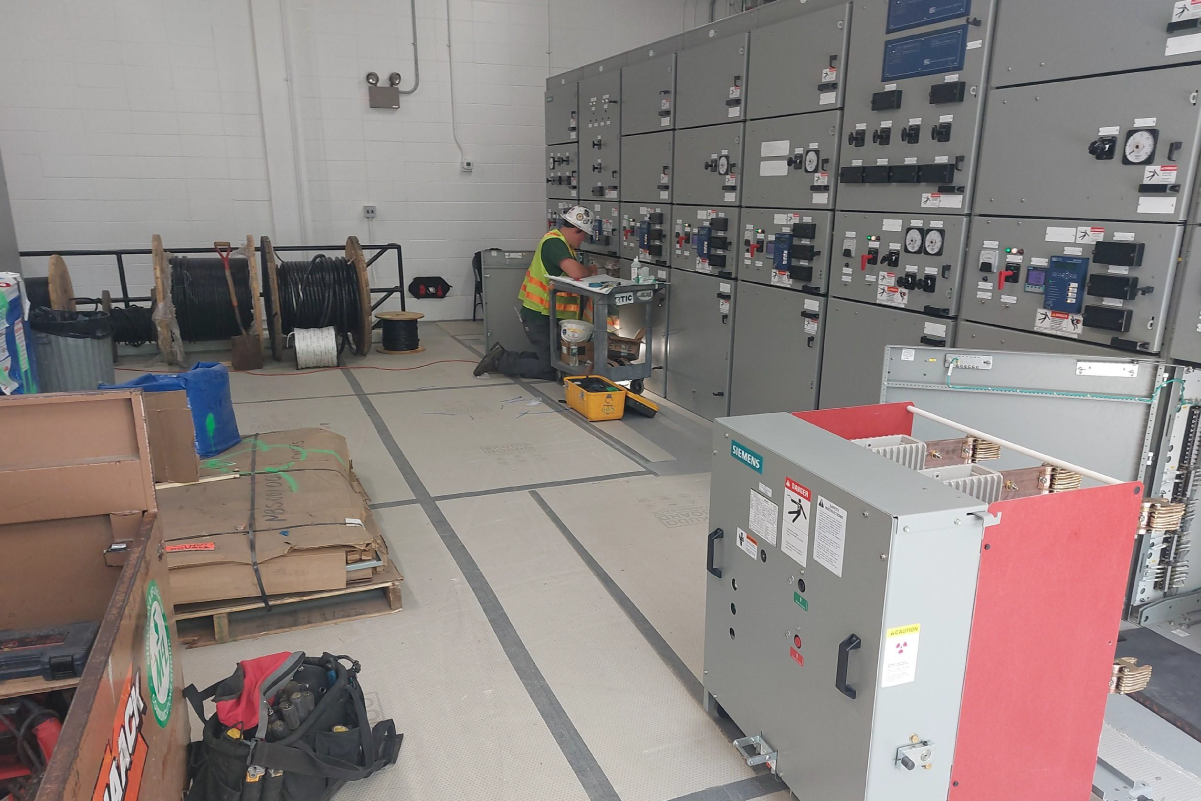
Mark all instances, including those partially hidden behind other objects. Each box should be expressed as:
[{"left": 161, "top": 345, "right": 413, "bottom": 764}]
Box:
[
  {"left": 363, "top": 205, "right": 377, "bottom": 219},
  {"left": 461, "top": 160, "right": 473, "bottom": 172}
]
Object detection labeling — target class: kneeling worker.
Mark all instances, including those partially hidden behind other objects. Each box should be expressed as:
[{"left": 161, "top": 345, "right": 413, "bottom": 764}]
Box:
[{"left": 474, "top": 206, "right": 598, "bottom": 380}]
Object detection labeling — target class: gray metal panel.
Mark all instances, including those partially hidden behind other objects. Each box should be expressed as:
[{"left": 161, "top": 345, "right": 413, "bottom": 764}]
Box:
[
  {"left": 545, "top": 198, "right": 571, "bottom": 231},
  {"left": 819, "top": 299, "right": 955, "bottom": 409},
  {"left": 482, "top": 249, "right": 533, "bottom": 353},
  {"left": 546, "top": 144, "right": 579, "bottom": 200},
  {"left": 1168, "top": 227, "right": 1201, "bottom": 363},
  {"left": 578, "top": 199, "right": 621, "bottom": 258},
  {"left": 704, "top": 413, "right": 983, "bottom": 800},
  {"left": 955, "top": 320, "right": 1126, "bottom": 358},
  {"left": 674, "top": 122, "right": 745, "bottom": 206},
  {"left": 673, "top": 205, "right": 740, "bottom": 278},
  {"left": 990, "top": 0, "right": 1201, "bottom": 88},
  {"left": 879, "top": 345, "right": 1163, "bottom": 484},
  {"left": 738, "top": 207, "right": 833, "bottom": 293},
  {"left": 619, "top": 202, "right": 672, "bottom": 267},
  {"left": 746, "top": 3, "right": 851, "bottom": 119},
  {"left": 665, "top": 268, "right": 735, "bottom": 419},
  {"left": 624, "top": 37, "right": 681, "bottom": 68},
  {"left": 579, "top": 70, "right": 622, "bottom": 203},
  {"left": 0, "top": 152, "right": 19, "bottom": 275},
  {"left": 830, "top": 210, "right": 967, "bottom": 317},
  {"left": 619, "top": 131, "right": 674, "bottom": 203},
  {"left": 729, "top": 284, "right": 824, "bottom": 414},
  {"left": 838, "top": 0, "right": 997, "bottom": 215},
  {"left": 544, "top": 80, "right": 578, "bottom": 145},
  {"left": 962, "top": 216, "right": 1184, "bottom": 353},
  {"left": 618, "top": 259, "right": 669, "bottom": 396},
  {"left": 743, "top": 111, "right": 842, "bottom": 209},
  {"left": 621, "top": 53, "right": 677, "bottom": 135},
  {"left": 676, "top": 32, "right": 750, "bottom": 130},
  {"left": 976, "top": 68, "right": 1201, "bottom": 223}
]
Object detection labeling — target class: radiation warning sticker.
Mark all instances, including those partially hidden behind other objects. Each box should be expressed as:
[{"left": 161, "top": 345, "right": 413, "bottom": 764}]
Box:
[{"left": 882, "top": 623, "right": 921, "bottom": 688}]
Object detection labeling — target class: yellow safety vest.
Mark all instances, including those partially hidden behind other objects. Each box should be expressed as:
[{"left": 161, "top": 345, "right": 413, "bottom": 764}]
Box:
[{"left": 519, "top": 229, "right": 582, "bottom": 320}]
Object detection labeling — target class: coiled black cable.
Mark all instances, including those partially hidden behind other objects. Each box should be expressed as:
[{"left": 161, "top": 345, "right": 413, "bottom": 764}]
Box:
[
  {"left": 170, "top": 256, "right": 254, "bottom": 342},
  {"left": 276, "top": 255, "right": 362, "bottom": 345},
  {"left": 24, "top": 277, "right": 51, "bottom": 309},
  {"left": 380, "top": 316, "right": 420, "bottom": 351},
  {"left": 110, "top": 305, "right": 157, "bottom": 347}
]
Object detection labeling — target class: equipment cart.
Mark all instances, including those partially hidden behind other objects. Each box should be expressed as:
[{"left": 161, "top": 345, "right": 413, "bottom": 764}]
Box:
[{"left": 548, "top": 275, "right": 661, "bottom": 393}]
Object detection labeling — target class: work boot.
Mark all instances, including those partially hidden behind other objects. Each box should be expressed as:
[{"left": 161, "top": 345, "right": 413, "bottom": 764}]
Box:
[{"left": 474, "top": 342, "right": 505, "bottom": 376}]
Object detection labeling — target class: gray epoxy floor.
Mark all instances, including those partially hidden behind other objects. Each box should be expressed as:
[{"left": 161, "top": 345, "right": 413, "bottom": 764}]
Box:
[{"left": 161, "top": 320, "right": 1199, "bottom": 801}]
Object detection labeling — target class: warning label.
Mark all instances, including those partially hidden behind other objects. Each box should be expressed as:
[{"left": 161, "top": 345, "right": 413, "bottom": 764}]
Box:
[
  {"left": 1035, "top": 309, "right": 1083, "bottom": 339},
  {"left": 876, "top": 274, "right": 909, "bottom": 308},
  {"left": 164, "top": 542, "right": 215, "bottom": 553},
  {"left": 736, "top": 527, "right": 759, "bottom": 559},
  {"left": 882, "top": 623, "right": 922, "bottom": 687},
  {"left": 749, "top": 490, "right": 779, "bottom": 547},
  {"left": 814, "top": 496, "right": 847, "bottom": 578},
  {"left": 781, "top": 478, "right": 811, "bottom": 567}
]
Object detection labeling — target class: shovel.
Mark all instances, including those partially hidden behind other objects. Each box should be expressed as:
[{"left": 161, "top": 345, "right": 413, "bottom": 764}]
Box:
[{"left": 214, "top": 241, "right": 264, "bottom": 370}]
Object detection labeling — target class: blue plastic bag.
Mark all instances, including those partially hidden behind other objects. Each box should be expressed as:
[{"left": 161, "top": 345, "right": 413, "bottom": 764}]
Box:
[{"left": 102, "top": 362, "right": 240, "bottom": 457}]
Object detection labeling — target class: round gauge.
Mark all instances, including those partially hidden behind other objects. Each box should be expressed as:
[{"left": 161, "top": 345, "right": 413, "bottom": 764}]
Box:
[
  {"left": 717, "top": 154, "right": 730, "bottom": 175},
  {"left": 924, "top": 228, "right": 944, "bottom": 256},
  {"left": 1123, "top": 129, "right": 1157, "bottom": 164},
  {"left": 803, "top": 149, "right": 820, "bottom": 173},
  {"left": 904, "top": 228, "right": 924, "bottom": 254}
]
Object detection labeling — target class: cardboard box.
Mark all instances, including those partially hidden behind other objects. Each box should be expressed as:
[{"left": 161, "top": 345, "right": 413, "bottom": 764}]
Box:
[
  {"left": 156, "top": 428, "right": 390, "bottom": 606},
  {"left": 561, "top": 340, "right": 594, "bottom": 370},
  {"left": 607, "top": 328, "right": 645, "bottom": 361},
  {"left": 143, "top": 389, "right": 200, "bottom": 484}
]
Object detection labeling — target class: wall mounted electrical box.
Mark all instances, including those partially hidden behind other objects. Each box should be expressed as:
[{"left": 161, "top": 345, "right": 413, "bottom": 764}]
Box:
[
  {"left": 545, "top": 78, "right": 579, "bottom": 145},
  {"left": 675, "top": 123, "right": 745, "bottom": 207},
  {"left": 730, "top": 284, "right": 825, "bottom": 414},
  {"left": 620, "top": 131, "right": 675, "bottom": 203},
  {"left": 739, "top": 208, "right": 832, "bottom": 294},
  {"left": 620, "top": 203, "right": 672, "bottom": 267},
  {"left": 580, "top": 200, "right": 621, "bottom": 258},
  {"left": 622, "top": 49, "right": 677, "bottom": 135},
  {"left": 546, "top": 144, "right": 579, "bottom": 200},
  {"left": 743, "top": 111, "right": 841, "bottom": 210},
  {"left": 676, "top": 31, "right": 751, "bottom": 129},
  {"left": 747, "top": 3, "right": 851, "bottom": 119},
  {"left": 675, "top": 206, "right": 740, "bottom": 278}
]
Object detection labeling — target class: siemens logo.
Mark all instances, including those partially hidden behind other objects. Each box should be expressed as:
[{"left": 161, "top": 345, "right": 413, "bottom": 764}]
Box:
[{"left": 731, "top": 440, "right": 763, "bottom": 473}]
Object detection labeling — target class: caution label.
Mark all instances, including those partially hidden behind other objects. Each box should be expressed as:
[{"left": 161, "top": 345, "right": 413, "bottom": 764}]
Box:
[
  {"left": 164, "top": 542, "right": 216, "bottom": 552},
  {"left": 882, "top": 623, "right": 922, "bottom": 687},
  {"left": 736, "top": 527, "right": 758, "bottom": 559},
  {"left": 813, "top": 496, "right": 847, "bottom": 578}
]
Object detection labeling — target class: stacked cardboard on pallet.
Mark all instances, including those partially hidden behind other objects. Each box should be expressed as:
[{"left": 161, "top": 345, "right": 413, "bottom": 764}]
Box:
[{"left": 156, "top": 428, "right": 393, "bottom": 606}]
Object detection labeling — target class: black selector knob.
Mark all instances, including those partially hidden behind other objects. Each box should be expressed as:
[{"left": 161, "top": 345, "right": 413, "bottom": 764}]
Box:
[{"left": 1088, "top": 136, "right": 1117, "bottom": 160}]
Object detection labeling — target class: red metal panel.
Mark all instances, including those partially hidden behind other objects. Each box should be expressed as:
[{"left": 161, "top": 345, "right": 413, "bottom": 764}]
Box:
[
  {"left": 948, "top": 483, "right": 1143, "bottom": 801},
  {"left": 793, "top": 402, "right": 914, "bottom": 440}
]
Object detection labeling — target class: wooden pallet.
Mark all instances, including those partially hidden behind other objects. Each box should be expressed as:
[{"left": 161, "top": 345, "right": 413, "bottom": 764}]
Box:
[
  {"left": 0, "top": 674, "right": 82, "bottom": 702},
  {"left": 174, "top": 563, "right": 402, "bottom": 648}
]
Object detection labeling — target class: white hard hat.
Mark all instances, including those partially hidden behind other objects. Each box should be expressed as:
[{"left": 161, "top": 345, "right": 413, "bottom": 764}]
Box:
[{"left": 561, "top": 205, "right": 594, "bottom": 234}]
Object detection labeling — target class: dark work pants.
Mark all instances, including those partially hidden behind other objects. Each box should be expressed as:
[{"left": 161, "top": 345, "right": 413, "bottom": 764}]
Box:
[{"left": 496, "top": 314, "right": 557, "bottom": 380}]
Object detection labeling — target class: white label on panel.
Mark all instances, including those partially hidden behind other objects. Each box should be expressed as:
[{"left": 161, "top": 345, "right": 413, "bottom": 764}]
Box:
[
  {"left": 804, "top": 299, "right": 820, "bottom": 312},
  {"left": 1134, "top": 117, "right": 1158, "bottom": 128},
  {"left": 924, "top": 322, "right": 947, "bottom": 337},
  {"left": 852, "top": 159, "right": 863, "bottom": 166},
  {"left": 977, "top": 290, "right": 993, "bottom": 299},
  {"left": 966, "top": 39, "right": 982, "bottom": 49},
  {"left": 812, "top": 193, "right": 829, "bottom": 204},
  {"left": 1138, "top": 196, "right": 1178, "bottom": 214},
  {"left": 728, "top": 106, "right": 741, "bottom": 118},
  {"left": 880, "top": 120, "right": 894, "bottom": 128},
  {"left": 749, "top": 490, "right": 779, "bottom": 547},
  {"left": 939, "top": 114, "right": 954, "bottom": 123},
  {"left": 719, "top": 282, "right": 731, "bottom": 293},
  {"left": 1001, "top": 295, "right": 1017, "bottom": 304},
  {"left": 737, "top": 527, "right": 758, "bottom": 558},
  {"left": 661, "top": 116, "right": 670, "bottom": 127},
  {"left": 1035, "top": 310, "right": 1082, "bottom": 338},
  {"left": 901, "top": 348, "right": 915, "bottom": 361},
  {"left": 978, "top": 281, "right": 993, "bottom": 289},
  {"left": 804, "top": 317, "right": 818, "bottom": 335},
  {"left": 1098, "top": 126, "right": 1121, "bottom": 137},
  {"left": 813, "top": 497, "right": 847, "bottom": 578},
  {"left": 773, "top": 213, "right": 790, "bottom": 225},
  {"left": 1064, "top": 246, "right": 1084, "bottom": 256},
  {"left": 940, "top": 195, "right": 963, "bottom": 209},
  {"left": 904, "top": 157, "right": 918, "bottom": 164},
  {"left": 883, "top": 218, "right": 903, "bottom": 232},
  {"left": 1173, "top": 0, "right": 1201, "bottom": 20},
  {"left": 1101, "top": 297, "right": 1125, "bottom": 308},
  {"left": 822, "top": 67, "right": 838, "bottom": 82},
  {"left": 934, "top": 155, "right": 950, "bottom": 164},
  {"left": 845, "top": 231, "right": 857, "bottom": 238},
  {"left": 884, "top": 83, "right": 898, "bottom": 91},
  {"left": 1076, "top": 226, "right": 1105, "bottom": 244},
  {"left": 908, "top": 117, "right": 923, "bottom": 126},
  {"left": 1045, "top": 226, "right": 1076, "bottom": 243},
  {"left": 819, "top": 92, "right": 837, "bottom": 105},
  {"left": 760, "top": 140, "right": 790, "bottom": 158},
  {"left": 877, "top": 281, "right": 908, "bottom": 308},
  {"left": 983, "top": 240, "right": 999, "bottom": 249},
  {"left": 1030, "top": 257, "right": 1049, "bottom": 267},
  {"left": 808, "top": 143, "right": 820, "bottom": 150},
  {"left": 760, "top": 160, "right": 789, "bottom": 177},
  {"left": 660, "top": 190, "right": 669, "bottom": 200},
  {"left": 657, "top": 270, "right": 667, "bottom": 279},
  {"left": 945, "top": 73, "right": 960, "bottom": 82},
  {"left": 876, "top": 158, "right": 890, "bottom": 165},
  {"left": 1077, "top": 361, "right": 1139, "bottom": 378},
  {"left": 855, "top": 122, "right": 867, "bottom": 130},
  {"left": 910, "top": 220, "right": 924, "bottom": 227},
  {"left": 1113, "top": 232, "right": 1136, "bottom": 241},
  {"left": 724, "top": 191, "right": 737, "bottom": 202}
]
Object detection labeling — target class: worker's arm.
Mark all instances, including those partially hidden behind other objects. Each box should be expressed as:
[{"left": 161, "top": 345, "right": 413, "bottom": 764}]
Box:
[{"left": 559, "top": 258, "right": 596, "bottom": 279}]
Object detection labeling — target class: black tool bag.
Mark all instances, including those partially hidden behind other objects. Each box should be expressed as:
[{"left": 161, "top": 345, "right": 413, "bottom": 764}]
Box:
[{"left": 183, "top": 653, "right": 402, "bottom": 801}]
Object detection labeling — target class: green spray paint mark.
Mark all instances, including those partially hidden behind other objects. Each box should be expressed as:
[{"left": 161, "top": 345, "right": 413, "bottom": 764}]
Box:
[
  {"left": 793, "top": 592, "right": 808, "bottom": 611},
  {"left": 205, "top": 413, "right": 216, "bottom": 448}
]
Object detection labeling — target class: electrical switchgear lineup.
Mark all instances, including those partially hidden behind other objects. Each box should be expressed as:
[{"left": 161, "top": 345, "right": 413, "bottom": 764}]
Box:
[{"left": 545, "top": 0, "right": 1201, "bottom": 417}]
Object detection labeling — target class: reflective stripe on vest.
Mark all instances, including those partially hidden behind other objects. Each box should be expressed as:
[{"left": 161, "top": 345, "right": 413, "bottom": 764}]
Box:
[{"left": 519, "top": 229, "right": 581, "bottom": 319}]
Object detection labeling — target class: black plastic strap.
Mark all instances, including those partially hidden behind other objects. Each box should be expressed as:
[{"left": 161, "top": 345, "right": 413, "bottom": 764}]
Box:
[
  {"left": 246, "top": 433, "right": 272, "bottom": 610},
  {"left": 183, "top": 680, "right": 223, "bottom": 723}
]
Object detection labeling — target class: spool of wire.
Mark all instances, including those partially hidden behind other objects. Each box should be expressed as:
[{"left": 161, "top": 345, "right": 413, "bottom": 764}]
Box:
[
  {"left": 376, "top": 311, "right": 424, "bottom": 354},
  {"left": 24, "top": 277, "right": 51, "bottom": 309},
  {"left": 109, "top": 305, "right": 157, "bottom": 347},
  {"left": 169, "top": 255, "right": 255, "bottom": 342},
  {"left": 276, "top": 255, "right": 362, "bottom": 351},
  {"left": 293, "top": 327, "right": 339, "bottom": 369}
]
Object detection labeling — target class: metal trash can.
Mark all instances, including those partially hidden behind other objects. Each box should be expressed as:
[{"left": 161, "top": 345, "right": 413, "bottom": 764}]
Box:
[{"left": 30, "top": 308, "right": 115, "bottom": 392}]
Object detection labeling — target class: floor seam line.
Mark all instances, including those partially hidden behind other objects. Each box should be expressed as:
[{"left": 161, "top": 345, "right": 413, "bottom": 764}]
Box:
[
  {"left": 341, "top": 368, "right": 622, "bottom": 801},
  {"left": 660, "top": 774, "right": 784, "bottom": 801},
  {"left": 528, "top": 489, "right": 764, "bottom": 752},
  {"left": 431, "top": 470, "right": 652, "bottom": 502}
]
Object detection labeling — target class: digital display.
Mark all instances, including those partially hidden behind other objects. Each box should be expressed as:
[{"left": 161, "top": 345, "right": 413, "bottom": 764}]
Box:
[
  {"left": 881, "top": 25, "right": 969, "bottom": 82},
  {"left": 1025, "top": 269, "right": 1046, "bottom": 286},
  {"left": 1043, "top": 256, "right": 1089, "bottom": 314},
  {"left": 887, "top": 0, "right": 971, "bottom": 34}
]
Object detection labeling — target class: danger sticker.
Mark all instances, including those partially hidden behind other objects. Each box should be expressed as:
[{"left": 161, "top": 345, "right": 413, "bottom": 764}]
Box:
[
  {"left": 736, "top": 527, "right": 759, "bottom": 559},
  {"left": 164, "top": 542, "right": 216, "bottom": 553},
  {"left": 1143, "top": 165, "right": 1178, "bottom": 185},
  {"left": 781, "top": 478, "right": 811, "bottom": 567},
  {"left": 1035, "top": 309, "right": 1083, "bottom": 339},
  {"left": 882, "top": 623, "right": 921, "bottom": 687}
]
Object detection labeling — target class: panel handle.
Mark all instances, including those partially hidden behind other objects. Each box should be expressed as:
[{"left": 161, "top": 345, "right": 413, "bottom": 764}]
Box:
[
  {"left": 707, "top": 528, "right": 724, "bottom": 579},
  {"left": 835, "top": 634, "right": 862, "bottom": 699}
]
